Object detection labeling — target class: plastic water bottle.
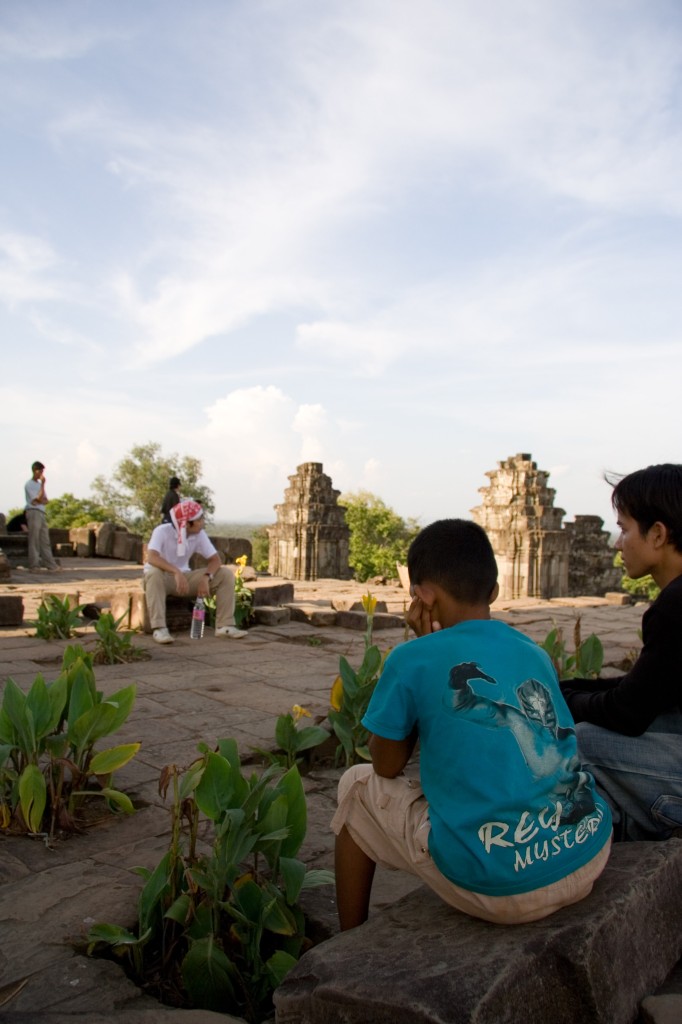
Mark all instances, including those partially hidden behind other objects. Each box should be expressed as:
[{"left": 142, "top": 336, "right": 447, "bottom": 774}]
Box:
[{"left": 190, "top": 597, "right": 205, "bottom": 639}]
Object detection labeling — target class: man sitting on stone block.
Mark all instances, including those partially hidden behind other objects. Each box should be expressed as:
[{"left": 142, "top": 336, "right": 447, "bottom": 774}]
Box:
[
  {"left": 561, "top": 463, "right": 682, "bottom": 841},
  {"left": 143, "top": 498, "right": 247, "bottom": 644},
  {"left": 333, "top": 519, "right": 612, "bottom": 930}
]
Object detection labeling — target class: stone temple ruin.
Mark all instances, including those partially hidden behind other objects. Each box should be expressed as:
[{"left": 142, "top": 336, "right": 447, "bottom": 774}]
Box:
[
  {"left": 472, "top": 453, "right": 620, "bottom": 601},
  {"left": 267, "top": 462, "right": 351, "bottom": 581}
]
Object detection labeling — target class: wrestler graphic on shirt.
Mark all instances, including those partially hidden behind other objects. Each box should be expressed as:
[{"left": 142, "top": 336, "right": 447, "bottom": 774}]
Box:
[{"left": 446, "top": 663, "right": 596, "bottom": 824}]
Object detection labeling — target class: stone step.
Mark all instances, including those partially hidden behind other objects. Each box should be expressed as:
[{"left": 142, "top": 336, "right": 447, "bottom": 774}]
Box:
[{"left": 275, "top": 841, "right": 682, "bottom": 1024}]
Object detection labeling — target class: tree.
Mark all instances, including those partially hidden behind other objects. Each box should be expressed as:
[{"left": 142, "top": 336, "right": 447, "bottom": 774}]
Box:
[
  {"left": 46, "top": 493, "right": 110, "bottom": 528},
  {"left": 614, "top": 552, "right": 660, "bottom": 602},
  {"left": 91, "top": 442, "right": 215, "bottom": 539},
  {"left": 339, "top": 490, "right": 419, "bottom": 582}
]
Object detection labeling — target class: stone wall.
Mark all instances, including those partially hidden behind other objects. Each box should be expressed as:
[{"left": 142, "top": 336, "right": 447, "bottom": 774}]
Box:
[{"left": 268, "top": 462, "right": 351, "bottom": 580}]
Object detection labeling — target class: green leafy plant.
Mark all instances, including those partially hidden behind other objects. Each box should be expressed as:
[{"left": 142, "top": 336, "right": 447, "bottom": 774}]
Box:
[
  {"left": 253, "top": 705, "right": 329, "bottom": 770},
  {"left": 614, "top": 552, "right": 660, "bottom": 602},
  {"left": 33, "top": 595, "right": 86, "bottom": 640},
  {"left": 540, "top": 616, "right": 604, "bottom": 679},
  {"left": 92, "top": 612, "right": 149, "bottom": 665},
  {"left": 234, "top": 555, "right": 255, "bottom": 628},
  {"left": 0, "top": 646, "right": 139, "bottom": 836},
  {"left": 328, "top": 593, "right": 387, "bottom": 766},
  {"left": 86, "top": 739, "right": 334, "bottom": 1022}
]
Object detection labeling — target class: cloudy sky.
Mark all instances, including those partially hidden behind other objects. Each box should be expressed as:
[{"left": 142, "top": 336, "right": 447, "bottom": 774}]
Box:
[{"left": 2, "top": 0, "right": 680, "bottom": 532}]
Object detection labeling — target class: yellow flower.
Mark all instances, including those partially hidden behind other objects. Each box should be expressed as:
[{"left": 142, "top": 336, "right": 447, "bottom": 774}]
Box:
[
  {"left": 236, "top": 555, "right": 248, "bottom": 567},
  {"left": 292, "top": 704, "right": 311, "bottom": 721},
  {"left": 330, "top": 675, "right": 344, "bottom": 712},
  {"left": 361, "top": 592, "right": 377, "bottom": 615}
]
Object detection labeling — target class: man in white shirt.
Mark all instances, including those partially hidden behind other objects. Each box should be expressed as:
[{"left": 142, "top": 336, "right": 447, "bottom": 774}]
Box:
[
  {"left": 24, "top": 461, "right": 59, "bottom": 571},
  {"left": 143, "top": 498, "right": 247, "bottom": 644}
]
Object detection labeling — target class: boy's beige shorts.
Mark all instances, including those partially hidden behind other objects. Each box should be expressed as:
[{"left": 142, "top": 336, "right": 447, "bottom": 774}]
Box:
[{"left": 331, "top": 764, "right": 611, "bottom": 925}]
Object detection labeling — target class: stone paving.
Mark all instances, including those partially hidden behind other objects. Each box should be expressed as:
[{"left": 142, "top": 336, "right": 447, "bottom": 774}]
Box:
[{"left": 0, "top": 560, "right": 678, "bottom": 1022}]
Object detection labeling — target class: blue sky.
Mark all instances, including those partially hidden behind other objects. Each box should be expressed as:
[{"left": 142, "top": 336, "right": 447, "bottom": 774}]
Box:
[{"left": 2, "top": 0, "right": 681, "bottom": 532}]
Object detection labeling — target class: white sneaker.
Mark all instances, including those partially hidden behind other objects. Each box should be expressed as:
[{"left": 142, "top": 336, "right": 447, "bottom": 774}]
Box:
[
  {"left": 153, "top": 628, "right": 174, "bottom": 644},
  {"left": 215, "top": 626, "right": 248, "bottom": 639}
]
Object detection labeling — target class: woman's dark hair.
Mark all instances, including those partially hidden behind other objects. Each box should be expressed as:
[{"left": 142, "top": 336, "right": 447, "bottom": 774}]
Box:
[
  {"left": 169, "top": 476, "right": 181, "bottom": 489},
  {"left": 407, "top": 519, "right": 498, "bottom": 604},
  {"left": 609, "top": 464, "right": 682, "bottom": 552}
]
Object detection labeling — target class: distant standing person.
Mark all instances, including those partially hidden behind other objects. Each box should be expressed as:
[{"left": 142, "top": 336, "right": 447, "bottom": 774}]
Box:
[
  {"left": 160, "top": 476, "right": 182, "bottom": 524},
  {"left": 24, "top": 461, "right": 59, "bottom": 571}
]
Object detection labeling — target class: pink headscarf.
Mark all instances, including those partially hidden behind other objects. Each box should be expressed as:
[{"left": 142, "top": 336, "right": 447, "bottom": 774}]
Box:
[{"left": 170, "top": 499, "right": 203, "bottom": 556}]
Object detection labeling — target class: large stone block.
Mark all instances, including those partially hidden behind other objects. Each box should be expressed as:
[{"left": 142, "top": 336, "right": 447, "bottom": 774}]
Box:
[
  {"left": 334, "top": 610, "right": 404, "bottom": 631},
  {"left": 274, "top": 841, "right": 682, "bottom": 1024},
  {"left": 254, "top": 605, "right": 291, "bottom": 626},
  {"left": 0, "top": 594, "right": 23, "bottom": 625},
  {"left": 254, "top": 582, "right": 295, "bottom": 606},
  {"left": 95, "top": 521, "right": 117, "bottom": 557},
  {"left": 70, "top": 527, "right": 96, "bottom": 557}
]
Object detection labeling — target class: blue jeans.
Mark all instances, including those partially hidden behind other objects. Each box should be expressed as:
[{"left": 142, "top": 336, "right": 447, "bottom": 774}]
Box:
[{"left": 575, "top": 713, "right": 682, "bottom": 841}]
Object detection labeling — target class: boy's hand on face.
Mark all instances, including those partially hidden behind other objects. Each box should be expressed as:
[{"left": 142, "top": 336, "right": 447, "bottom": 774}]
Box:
[{"left": 406, "top": 595, "right": 442, "bottom": 637}]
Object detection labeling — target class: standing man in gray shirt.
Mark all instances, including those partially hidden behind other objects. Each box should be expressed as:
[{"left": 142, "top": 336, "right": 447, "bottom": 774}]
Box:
[{"left": 24, "top": 461, "right": 59, "bottom": 571}]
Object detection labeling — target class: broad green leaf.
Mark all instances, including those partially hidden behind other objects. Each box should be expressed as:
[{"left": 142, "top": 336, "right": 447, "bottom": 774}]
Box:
[
  {"left": 87, "top": 922, "right": 139, "bottom": 946},
  {"left": 277, "top": 766, "right": 306, "bottom": 858},
  {"left": 2, "top": 679, "right": 35, "bottom": 755},
  {"left": 179, "top": 760, "right": 205, "bottom": 800},
  {"left": 261, "top": 886, "right": 297, "bottom": 936},
  {"left": 577, "top": 634, "right": 604, "bottom": 678},
  {"left": 67, "top": 660, "right": 96, "bottom": 726},
  {"left": 138, "top": 850, "right": 173, "bottom": 933},
  {"left": 195, "top": 750, "right": 241, "bottom": 820},
  {"left": 275, "top": 714, "right": 298, "bottom": 753},
  {"left": 99, "top": 685, "right": 137, "bottom": 733},
  {"left": 164, "top": 892, "right": 193, "bottom": 925},
  {"left": 25, "top": 675, "right": 53, "bottom": 741},
  {"left": 328, "top": 710, "right": 354, "bottom": 754},
  {"left": 100, "top": 788, "right": 135, "bottom": 814},
  {"left": 293, "top": 725, "right": 329, "bottom": 752},
  {"left": 358, "top": 644, "right": 382, "bottom": 684},
  {"left": 0, "top": 742, "right": 14, "bottom": 765},
  {"left": 46, "top": 673, "right": 68, "bottom": 732},
  {"left": 300, "top": 868, "right": 336, "bottom": 889},
  {"left": 0, "top": 707, "right": 18, "bottom": 746},
  {"left": 216, "top": 737, "right": 241, "bottom": 771},
  {"left": 68, "top": 702, "right": 119, "bottom": 753},
  {"left": 339, "top": 656, "right": 359, "bottom": 697},
  {"left": 181, "top": 936, "right": 236, "bottom": 1011},
  {"left": 266, "top": 949, "right": 298, "bottom": 987},
  {"left": 279, "top": 856, "right": 306, "bottom": 904},
  {"left": 90, "top": 743, "right": 140, "bottom": 775},
  {"left": 18, "top": 763, "right": 46, "bottom": 832}
]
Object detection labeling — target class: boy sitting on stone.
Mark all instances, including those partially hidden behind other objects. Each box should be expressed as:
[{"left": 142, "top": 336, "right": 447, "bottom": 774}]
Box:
[
  {"left": 332, "top": 519, "right": 612, "bottom": 930},
  {"left": 561, "top": 463, "right": 682, "bottom": 841}
]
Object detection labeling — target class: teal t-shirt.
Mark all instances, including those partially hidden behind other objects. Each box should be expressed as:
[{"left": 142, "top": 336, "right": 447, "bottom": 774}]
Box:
[{"left": 362, "top": 620, "right": 612, "bottom": 896}]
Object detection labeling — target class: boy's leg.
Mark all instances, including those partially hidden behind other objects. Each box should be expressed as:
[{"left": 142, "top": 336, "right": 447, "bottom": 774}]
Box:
[
  {"left": 186, "top": 566, "right": 236, "bottom": 628},
  {"left": 143, "top": 567, "right": 176, "bottom": 630},
  {"left": 335, "top": 825, "right": 377, "bottom": 930},
  {"left": 576, "top": 714, "right": 682, "bottom": 840}
]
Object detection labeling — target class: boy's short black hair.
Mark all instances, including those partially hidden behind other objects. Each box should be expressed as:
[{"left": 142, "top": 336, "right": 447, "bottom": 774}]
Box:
[
  {"left": 610, "top": 464, "right": 682, "bottom": 553},
  {"left": 31, "top": 461, "right": 45, "bottom": 472},
  {"left": 169, "top": 476, "right": 181, "bottom": 489},
  {"left": 407, "top": 519, "right": 498, "bottom": 604}
]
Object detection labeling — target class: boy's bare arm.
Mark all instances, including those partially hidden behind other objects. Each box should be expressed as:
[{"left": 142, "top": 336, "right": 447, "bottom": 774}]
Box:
[{"left": 369, "top": 728, "right": 418, "bottom": 778}]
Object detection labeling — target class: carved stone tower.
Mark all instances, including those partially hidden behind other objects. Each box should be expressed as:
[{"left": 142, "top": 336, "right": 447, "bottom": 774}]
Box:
[
  {"left": 471, "top": 453, "right": 570, "bottom": 600},
  {"left": 268, "top": 463, "right": 351, "bottom": 580}
]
